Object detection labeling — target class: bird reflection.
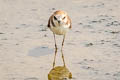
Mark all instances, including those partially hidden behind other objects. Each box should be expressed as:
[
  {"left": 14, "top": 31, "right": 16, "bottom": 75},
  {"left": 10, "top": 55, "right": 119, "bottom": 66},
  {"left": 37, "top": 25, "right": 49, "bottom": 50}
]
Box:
[{"left": 48, "top": 46, "right": 72, "bottom": 80}]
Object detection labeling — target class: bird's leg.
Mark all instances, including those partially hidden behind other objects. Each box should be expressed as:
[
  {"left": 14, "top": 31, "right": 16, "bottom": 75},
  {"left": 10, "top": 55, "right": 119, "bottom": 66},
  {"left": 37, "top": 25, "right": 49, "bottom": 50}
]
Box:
[
  {"left": 53, "top": 33, "right": 57, "bottom": 68},
  {"left": 61, "top": 35, "right": 66, "bottom": 67}
]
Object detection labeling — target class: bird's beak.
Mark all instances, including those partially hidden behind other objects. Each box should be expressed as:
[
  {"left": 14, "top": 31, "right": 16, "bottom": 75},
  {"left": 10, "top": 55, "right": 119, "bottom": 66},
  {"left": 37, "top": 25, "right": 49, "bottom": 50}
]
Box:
[{"left": 58, "top": 20, "right": 61, "bottom": 24}]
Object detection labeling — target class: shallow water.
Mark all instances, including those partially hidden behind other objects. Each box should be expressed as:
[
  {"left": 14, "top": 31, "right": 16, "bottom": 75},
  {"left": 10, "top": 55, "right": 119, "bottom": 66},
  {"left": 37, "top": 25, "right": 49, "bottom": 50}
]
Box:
[{"left": 28, "top": 46, "right": 54, "bottom": 57}]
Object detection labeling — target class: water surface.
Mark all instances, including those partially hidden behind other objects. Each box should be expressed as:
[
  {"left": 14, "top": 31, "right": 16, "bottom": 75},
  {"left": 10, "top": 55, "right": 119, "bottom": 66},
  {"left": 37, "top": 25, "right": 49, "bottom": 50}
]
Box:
[{"left": 28, "top": 46, "right": 54, "bottom": 57}]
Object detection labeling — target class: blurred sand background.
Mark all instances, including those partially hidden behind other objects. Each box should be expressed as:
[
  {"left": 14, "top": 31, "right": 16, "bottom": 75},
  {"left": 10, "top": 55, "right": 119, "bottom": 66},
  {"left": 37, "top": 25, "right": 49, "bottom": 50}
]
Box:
[{"left": 0, "top": 0, "right": 120, "bottom": 80}]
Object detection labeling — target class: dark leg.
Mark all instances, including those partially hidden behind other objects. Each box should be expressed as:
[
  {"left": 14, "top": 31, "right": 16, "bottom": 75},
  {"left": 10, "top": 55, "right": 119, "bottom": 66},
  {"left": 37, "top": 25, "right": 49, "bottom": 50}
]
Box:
[
  {"left": 53, "top": 33, "right": 57, "bottom": 68},
  {"left": 61, "top": 35, "right": 66, "bottom": 67}
]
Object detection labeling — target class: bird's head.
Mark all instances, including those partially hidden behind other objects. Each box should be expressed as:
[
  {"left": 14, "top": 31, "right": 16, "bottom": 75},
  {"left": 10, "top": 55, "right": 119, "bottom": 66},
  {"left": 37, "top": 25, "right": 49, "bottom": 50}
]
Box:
[{"left": 52, "top": 10, "right": 68, "bottom": 26}]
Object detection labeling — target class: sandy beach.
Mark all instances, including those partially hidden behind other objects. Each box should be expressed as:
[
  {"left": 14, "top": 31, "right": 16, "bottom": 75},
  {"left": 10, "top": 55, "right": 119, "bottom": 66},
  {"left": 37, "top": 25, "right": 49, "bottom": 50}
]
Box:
[{"left": 0, "top": 0, "right": 120, "bottom": 80}]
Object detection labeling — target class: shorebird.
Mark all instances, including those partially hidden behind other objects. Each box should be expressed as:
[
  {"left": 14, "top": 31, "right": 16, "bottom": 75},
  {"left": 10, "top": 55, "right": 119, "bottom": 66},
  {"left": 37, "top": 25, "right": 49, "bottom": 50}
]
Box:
[{"left": 47, "top": 10, "right": 72, "bottom": 68}]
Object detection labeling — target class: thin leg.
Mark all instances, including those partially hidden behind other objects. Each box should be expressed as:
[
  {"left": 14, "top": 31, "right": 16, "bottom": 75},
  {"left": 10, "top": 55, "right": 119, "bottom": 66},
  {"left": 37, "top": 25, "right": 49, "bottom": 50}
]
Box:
[
  {"left": 53, "top": 33, "right": 57, "bottom": 68},
  {"left": 53, "top": 33, "right": 57, "bottom": 50},
  {"left": 61, "top": 35, "right": 66, "bottom": 67}
]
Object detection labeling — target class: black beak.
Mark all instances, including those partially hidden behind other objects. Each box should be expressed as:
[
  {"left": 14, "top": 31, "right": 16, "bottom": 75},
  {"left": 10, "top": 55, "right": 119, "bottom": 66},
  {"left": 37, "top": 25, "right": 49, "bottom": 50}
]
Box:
[{"left": 58, "top": 20, "right": 60, "bottom": 24}]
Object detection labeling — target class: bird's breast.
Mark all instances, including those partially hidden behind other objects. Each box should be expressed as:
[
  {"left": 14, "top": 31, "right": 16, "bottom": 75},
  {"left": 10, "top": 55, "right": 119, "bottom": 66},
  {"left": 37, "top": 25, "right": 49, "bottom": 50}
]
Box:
[{"left": 50, "top": 25, "right": 69, "bottom": 35}]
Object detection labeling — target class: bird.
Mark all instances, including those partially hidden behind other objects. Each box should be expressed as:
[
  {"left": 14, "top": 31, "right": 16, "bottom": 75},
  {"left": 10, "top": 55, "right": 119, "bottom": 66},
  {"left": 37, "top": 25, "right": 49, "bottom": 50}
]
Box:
[{"left": 47, "top": 10, "right": 72, "bottom": 68}]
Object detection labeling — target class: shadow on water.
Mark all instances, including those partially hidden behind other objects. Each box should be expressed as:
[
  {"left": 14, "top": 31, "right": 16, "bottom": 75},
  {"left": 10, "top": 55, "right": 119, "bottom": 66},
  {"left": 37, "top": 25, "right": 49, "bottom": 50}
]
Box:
[{"left": 28, "top": 46, "right": 54, "bottom": 57}]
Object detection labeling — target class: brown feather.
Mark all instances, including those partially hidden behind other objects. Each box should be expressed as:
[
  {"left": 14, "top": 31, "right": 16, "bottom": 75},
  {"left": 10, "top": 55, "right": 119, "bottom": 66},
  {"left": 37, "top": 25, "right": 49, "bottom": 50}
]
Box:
[
  {"left": 51, "top": 16, "right": 55, "bottom": 27},
  {"left": 47, "top": 15, "right": 56, "bottom": 28},
  {"left": 54, "top": 10, "right": 66, "bottom": 15},
  {"left": 47, "top": 16, "right": 51, "bottom": 28},
  {"left": 66, "top": 15, "right": 72, "bottom": 29}
]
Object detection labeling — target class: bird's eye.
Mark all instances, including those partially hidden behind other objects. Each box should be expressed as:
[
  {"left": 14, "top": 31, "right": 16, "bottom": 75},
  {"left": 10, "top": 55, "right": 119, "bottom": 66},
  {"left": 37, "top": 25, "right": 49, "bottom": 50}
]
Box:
[
  {"left": 54, "top": 16, "right": 57, "bottom": 20},
  {"left": 63, "top": 16, "right": 66, "bottom": 20}
]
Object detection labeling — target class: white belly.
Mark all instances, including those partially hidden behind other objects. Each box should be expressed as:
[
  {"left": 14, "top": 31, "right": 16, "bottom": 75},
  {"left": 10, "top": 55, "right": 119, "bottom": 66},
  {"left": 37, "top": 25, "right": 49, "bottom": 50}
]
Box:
[{"left": 50, "top": 26, "right": 69, "bottom": 35}]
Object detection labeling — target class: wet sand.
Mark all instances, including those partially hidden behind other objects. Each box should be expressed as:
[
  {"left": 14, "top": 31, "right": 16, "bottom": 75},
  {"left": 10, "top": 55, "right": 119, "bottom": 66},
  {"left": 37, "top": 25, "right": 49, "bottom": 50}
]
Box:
[{"left": 0, "top": 0, "right": 120, "bottom": 80}]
